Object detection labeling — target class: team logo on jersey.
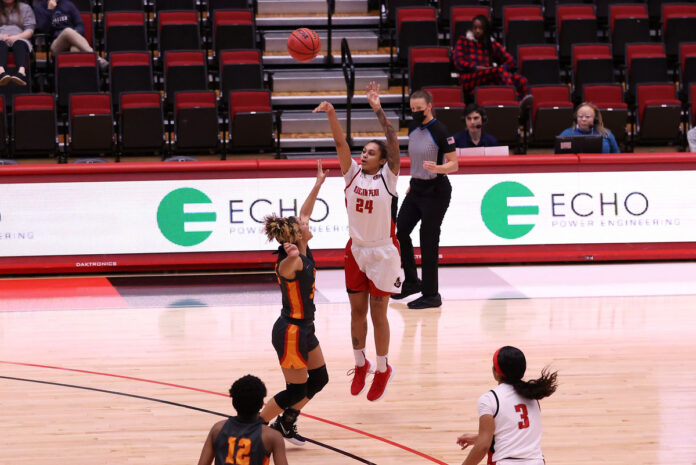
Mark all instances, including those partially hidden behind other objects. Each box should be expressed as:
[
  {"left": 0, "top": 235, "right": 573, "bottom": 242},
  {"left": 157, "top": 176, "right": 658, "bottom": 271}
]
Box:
[
  {"left": 157, "top": 187, "right": 216, "bottom": 246},
  {"left": 480, "top": 181, "right": 538, "bottom": 239},
  {"left": 394, "top": 277, "right": 402, "bottom": 288},
  {"left": 447, "top": 136, "right": 455, "bottom": 145}
]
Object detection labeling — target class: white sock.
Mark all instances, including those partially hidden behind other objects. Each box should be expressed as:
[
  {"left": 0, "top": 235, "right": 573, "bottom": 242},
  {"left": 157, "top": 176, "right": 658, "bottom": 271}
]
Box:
[
  {"left": 353, "top": 349, "right": 366, "bottom": 367},
  {"left": 376, "top": 355, "right": 388, "bottom": 372}
]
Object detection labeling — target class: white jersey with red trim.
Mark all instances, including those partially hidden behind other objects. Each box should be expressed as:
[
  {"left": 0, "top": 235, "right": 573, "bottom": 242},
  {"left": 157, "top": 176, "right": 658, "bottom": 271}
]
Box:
[
  {"left": 478, "top": 383, "right": 544, "bottom": 463},
  {"left": 343, "top": 159, "right": 398, "bottom": 244}
]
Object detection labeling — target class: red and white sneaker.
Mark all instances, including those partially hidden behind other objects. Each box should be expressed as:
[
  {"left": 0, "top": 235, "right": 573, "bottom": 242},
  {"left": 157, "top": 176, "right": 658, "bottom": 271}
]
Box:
[
  {"left": 367, "top": 364, "right": 394, "bottom": 402},
  {"left": 348, "top": 359, "right": 373, "bottom": 395}
]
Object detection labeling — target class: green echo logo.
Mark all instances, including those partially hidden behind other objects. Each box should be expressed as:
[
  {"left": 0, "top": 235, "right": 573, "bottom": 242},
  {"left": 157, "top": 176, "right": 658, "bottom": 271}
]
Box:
[
  {"left": 481, "top": 181, "right": 539, "bottom": 239},
  {"left": 157, "top": 188, "right": 216, "bottom": 246}
]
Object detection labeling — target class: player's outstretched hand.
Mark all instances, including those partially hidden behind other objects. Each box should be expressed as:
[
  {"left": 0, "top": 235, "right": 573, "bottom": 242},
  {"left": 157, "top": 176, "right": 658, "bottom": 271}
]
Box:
[
  {"left": 313, "top": 101, "right": 335, "bottom": 114},
  {"left": 316, "top": 160, "right": 329, "bottom": 184},
  {"left": 366, "top": 81, "right": 381, "bottom": 111},
  {"left": 456, "top": 433, "right": 477, "bottom": 450},
  {"left": 283, "top": 242, "right": 299, "bottom": 258}
]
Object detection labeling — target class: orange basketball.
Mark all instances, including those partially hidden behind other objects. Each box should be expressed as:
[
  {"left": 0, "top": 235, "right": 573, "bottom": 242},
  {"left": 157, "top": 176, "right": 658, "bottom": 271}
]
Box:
[{"left": 287, "top": 28, "right": 321, "bottom": 62}]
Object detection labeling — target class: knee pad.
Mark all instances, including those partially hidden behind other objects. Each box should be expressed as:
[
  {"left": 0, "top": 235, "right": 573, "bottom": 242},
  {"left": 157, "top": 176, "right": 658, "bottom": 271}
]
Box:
[
  {"left": 306, "top": 365, "right": 329, "bottom": 399},
  {"left": 273, "top": 382, "right": 307, "bottom": 410}
]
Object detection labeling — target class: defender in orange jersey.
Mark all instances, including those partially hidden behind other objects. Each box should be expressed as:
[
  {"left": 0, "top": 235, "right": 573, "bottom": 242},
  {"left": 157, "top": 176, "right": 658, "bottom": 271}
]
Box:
[
  {"left": 259, "top": 160, "right": 330, "bottom": 446},
  {"left": 197, "top": 374, "right": 288, "bottom": 465}
]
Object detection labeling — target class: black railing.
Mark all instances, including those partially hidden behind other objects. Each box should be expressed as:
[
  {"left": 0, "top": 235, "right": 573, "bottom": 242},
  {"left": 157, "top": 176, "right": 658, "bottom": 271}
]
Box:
[
  {"left": 341, "top": 38, "right": 355, "bottom": 146},
  {"left": 325, "top": 0, "right": 336, "bottom": 65}
]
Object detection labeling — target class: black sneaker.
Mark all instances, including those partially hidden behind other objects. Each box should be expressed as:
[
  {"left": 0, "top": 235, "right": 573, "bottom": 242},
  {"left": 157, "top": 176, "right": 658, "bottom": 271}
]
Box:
[
  {"left": 407, "top": 293, "right": 442, "bottom": 309},
  {"left": 9, "top": 73, "right": 27, "bottom": 86},
  {"left": 391, "top": 279, "right": 422, "bottom": 300},
  {"left": 0, "top": 72, "right": 11, "bottom": 86},
  {"left": 270, "top": 408, "right": 306, "bottom": 446}
]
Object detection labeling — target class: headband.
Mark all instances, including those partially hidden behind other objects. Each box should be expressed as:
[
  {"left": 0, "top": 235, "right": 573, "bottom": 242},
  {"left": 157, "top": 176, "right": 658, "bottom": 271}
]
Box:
[{"left": 493, "top": 348, "right": 505, "bottom": 378}]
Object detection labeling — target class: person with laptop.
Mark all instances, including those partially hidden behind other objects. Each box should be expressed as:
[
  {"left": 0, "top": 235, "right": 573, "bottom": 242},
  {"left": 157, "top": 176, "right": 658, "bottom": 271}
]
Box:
[
  {"left": 454, "top": 104, "right": 499, "bottom": 148},
  {"left": 558, "top": 102, "right": 620, "bottom": 153}
]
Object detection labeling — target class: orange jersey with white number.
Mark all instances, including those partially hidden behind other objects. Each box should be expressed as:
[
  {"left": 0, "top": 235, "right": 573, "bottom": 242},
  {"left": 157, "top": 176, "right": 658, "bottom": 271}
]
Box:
[
  {"left": 343, "top": 159, "right": 398, "bottom": 244},
  {"left": 478, "top": 383, "right": 544, "bottom": 463}
]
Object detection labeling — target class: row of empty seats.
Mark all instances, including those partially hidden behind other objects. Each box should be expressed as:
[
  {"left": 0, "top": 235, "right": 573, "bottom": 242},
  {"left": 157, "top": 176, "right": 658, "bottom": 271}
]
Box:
[
  {"left": 9, "top": 49, "right": 266, "bottom": 111},
  {"left": 34, "top": 9, "right": 256, "bottom": 60},
  {"left": 62, "top": 0, "right": 248, "bottom": 14},
  {"left": 424, "top": 82, "right": 688, "bottom": 148},
  {"left": 0, "top": 90, "right": 275, "bottom": 161},
  {"left": 393, "top": 2, "right": 696, "bottom": 64}
]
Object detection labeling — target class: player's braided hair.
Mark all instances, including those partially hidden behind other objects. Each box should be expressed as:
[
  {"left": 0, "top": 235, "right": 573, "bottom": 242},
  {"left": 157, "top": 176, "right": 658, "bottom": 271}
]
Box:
[
  {"left": 263, "top": 214, "right": 301, "bottom": 244},
  {"left": 495, "top": 346, "right": 558, "bottom": 400}
]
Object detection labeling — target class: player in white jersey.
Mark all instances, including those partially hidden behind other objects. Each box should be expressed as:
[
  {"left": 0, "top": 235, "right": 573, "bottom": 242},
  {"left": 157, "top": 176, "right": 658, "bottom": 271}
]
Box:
[
  {"left": 313, "top": 81, "right": 402, "bottom": 402},
  {"left": 457, "top": 346, "right": 558, "bottom": 465}
]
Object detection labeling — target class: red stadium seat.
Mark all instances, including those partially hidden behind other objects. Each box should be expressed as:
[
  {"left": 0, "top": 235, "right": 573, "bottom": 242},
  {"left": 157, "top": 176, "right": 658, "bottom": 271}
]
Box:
[
  {"left": 12, "top": 94, "right": 58, "bottom": 158},
  {"left": 174, "top": 91, "right": 220, "bottom": 154},
  {"left": 475, "top": 85, "right": 521, "bottom": 147},
  {"left": 635, "top": 83, "right": 682, "bottom": 142},
  {"left": 69, "top": 93, "right": 114, "bottom": 157},
  {"left": 228, "top": 89, "right": 275, "bottom": 153},
  {"left": 530, "top": 85, "right": 574, "bottom": 144},
  {"left": 119, "top": 91, "right": 165, "bottom": 157}
]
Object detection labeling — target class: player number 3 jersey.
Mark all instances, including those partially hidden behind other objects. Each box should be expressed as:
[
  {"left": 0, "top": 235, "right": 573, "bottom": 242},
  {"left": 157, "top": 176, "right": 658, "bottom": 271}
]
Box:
[
  {"left": 478, "top": 383, "right": 544, "bottom": 463},
  {"left": 343, "top": 159, "right": 398, "bottom": 244}
]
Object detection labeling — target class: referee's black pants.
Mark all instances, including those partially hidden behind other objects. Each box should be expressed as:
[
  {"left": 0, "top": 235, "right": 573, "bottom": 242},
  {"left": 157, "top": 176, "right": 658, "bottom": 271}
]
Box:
[{"left": 396, "top": 176, "right": 452, "bottom": 296}]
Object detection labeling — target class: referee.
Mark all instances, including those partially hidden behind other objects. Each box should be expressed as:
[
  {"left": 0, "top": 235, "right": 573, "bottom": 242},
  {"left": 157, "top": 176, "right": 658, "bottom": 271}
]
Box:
[{"left": 393, "top": 89, "right": 458, "bottom": 309}]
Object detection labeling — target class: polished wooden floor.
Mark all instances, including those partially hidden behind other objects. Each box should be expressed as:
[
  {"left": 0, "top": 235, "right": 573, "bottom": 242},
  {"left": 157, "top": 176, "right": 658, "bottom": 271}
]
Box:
[{"left": 2, "top": 264, "right": 696, "bottom": 465}]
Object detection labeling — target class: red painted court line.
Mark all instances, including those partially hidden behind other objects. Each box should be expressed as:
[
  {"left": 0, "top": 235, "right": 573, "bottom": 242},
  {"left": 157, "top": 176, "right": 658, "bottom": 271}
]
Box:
[{"left": 0, "top": 360, "right": 447, "bottom": 465}]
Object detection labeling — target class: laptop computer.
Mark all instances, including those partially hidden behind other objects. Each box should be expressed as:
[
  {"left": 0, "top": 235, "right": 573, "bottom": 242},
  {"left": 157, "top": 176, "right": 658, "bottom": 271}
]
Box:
[{"left": 554, "top": 135, "right": 603, "bottom": 154}]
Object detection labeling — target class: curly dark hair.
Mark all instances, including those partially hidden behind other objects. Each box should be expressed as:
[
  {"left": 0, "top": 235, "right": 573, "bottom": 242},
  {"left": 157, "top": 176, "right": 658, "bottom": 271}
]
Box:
[
  {"left": 263, "top": 214, "right": 301, "bottom": 244},
  {"left": 229, "top": 374, "right": 267, "bottom": 417}
]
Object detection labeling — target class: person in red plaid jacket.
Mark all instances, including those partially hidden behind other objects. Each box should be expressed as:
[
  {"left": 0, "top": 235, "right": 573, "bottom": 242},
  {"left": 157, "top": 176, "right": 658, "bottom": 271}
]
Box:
[{"left": 453, "top": 14, "right": 532, "bottom": 106}]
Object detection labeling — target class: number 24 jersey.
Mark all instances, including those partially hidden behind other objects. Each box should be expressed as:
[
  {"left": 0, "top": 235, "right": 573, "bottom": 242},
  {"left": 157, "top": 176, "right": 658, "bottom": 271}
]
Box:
[{"left": 343, "top": 159, "right": 398, "bottom": 244}]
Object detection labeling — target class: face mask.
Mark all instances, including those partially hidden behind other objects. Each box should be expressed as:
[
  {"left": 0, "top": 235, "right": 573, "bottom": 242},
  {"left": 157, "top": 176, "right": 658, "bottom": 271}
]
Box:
[{"left": 412, "top": 110, "right": 425, "bottom": 124}]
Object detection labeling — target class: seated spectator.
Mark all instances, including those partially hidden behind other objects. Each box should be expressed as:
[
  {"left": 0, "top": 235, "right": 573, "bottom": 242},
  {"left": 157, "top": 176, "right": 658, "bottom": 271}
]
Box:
[
  {"left": 559, "top": 102, "right": 620, "bottom": 153},
  {"left": 687, "top": 126, "right": 696, "bottom": 152},
  {"left": 454, "top": 104, "right": 499, "bottom": 148},
  {"left": 0, "top": 0, "right": 35, "bottom": 86},
  {"left": 453, "top": 14, "right": 533, "bottom": 111},
  {"left": 34, "top": 0, "right": 107, "bottom": 70}
]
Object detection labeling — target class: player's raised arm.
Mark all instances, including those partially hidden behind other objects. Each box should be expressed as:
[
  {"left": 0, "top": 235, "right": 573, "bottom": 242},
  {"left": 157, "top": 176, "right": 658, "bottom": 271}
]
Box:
[
  {"left": 313, "top": 101, "right": 352, "bottom": 174},
  {"left": 299, "top": 159, "right": 329, "bottom": 222},
  {"left": 366, "top": 81, "right": 400, "bottom": 175}
]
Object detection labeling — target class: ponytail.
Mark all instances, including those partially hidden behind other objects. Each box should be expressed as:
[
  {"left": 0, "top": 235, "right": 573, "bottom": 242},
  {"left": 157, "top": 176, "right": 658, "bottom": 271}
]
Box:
[
  {"left": 510, "top": 367, "right": 558, "bottom": 400},
  {"left": 493, "top": 346, "right": 558, "bottom": 400}
]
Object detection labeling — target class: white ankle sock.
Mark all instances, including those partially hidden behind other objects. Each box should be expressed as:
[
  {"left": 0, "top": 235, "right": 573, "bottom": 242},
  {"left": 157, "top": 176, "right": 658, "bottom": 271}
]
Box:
[
  {"left": 353, "top": 349, "right": 366, "bottom": 367},
  {"left": 376, "top": 355, "right": 388, "bottom": 372}
]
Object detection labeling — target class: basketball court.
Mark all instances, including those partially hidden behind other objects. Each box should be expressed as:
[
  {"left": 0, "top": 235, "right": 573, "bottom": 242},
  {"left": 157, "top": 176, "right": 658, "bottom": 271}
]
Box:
[{"left": 2, "top": 262, "right": 696, "bottom": 465}]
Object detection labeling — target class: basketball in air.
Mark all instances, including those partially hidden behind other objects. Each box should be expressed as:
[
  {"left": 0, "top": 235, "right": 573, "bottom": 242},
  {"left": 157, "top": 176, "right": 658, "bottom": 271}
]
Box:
[{"left": 287, "top": 28, "right": 321, "bottom": 62}]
